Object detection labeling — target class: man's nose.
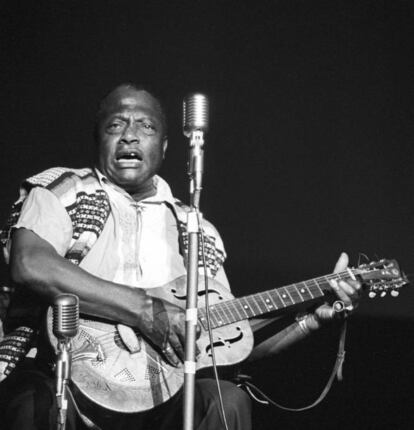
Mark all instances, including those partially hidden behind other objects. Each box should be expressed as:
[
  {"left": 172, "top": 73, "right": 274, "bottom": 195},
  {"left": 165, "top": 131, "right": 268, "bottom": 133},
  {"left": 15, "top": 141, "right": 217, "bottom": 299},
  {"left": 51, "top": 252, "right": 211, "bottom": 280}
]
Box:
[{"left": 121, "top": 124, "right": 139, "bottom": 143}]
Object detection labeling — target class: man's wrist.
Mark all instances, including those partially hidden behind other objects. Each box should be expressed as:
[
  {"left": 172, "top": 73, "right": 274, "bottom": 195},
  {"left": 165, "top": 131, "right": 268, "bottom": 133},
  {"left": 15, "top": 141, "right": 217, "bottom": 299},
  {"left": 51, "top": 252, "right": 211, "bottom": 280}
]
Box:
[
  {"left": 296, "top": 313, "right": 322, "bottom": 335},
  {"left": 131, "top": 288, "right": 153, "bottom": 327}
]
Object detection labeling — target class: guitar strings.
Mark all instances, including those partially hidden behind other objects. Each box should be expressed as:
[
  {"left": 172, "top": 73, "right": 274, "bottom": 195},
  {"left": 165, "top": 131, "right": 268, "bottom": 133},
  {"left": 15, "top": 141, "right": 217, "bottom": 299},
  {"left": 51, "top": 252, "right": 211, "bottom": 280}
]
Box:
[{"left": 203, "top": 270, "right": 353, "bottom": 322}]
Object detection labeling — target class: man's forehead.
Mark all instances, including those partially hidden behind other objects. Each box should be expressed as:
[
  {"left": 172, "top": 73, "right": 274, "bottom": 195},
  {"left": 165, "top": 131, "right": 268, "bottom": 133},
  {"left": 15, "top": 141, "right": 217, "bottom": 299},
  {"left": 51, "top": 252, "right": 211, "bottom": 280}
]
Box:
[{"left": 101, "top": 88, "right": 161, "bottom": 117}]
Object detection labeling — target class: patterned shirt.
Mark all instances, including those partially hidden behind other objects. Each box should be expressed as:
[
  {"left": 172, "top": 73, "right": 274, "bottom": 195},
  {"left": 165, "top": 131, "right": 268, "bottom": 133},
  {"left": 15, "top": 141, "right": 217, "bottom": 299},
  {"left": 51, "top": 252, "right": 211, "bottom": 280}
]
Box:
[{"left": 11, "top": 170, "right": 230, "bottom": 291}]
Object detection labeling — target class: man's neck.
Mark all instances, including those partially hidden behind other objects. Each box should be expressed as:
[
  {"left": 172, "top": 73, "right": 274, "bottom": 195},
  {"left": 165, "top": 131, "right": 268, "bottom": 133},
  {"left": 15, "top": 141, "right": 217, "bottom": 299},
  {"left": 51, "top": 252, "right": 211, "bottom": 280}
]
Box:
[
  {"left": 129, "top": 183, "right": 157, "bottom": 202},
  {"left": 94, "top": 168, "right": 158, "bottom": 202}
]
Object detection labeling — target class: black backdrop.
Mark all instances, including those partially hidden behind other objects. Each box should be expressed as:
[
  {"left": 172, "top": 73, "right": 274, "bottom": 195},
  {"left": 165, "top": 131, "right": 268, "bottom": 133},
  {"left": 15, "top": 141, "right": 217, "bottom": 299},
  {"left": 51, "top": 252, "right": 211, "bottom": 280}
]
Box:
[{"left": 1, "top": 1, "right": 413, "bottom": 428}]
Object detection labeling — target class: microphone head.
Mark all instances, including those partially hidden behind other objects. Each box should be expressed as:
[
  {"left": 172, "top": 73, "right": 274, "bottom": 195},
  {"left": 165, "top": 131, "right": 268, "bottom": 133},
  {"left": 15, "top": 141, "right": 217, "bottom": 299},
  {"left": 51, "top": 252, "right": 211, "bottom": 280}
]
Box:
[
  {"left": 52, "top": 294, "right": 79, "bottom": 340},
  {"left": 183, "top": 93, "right": 209, "bottom": 137}
]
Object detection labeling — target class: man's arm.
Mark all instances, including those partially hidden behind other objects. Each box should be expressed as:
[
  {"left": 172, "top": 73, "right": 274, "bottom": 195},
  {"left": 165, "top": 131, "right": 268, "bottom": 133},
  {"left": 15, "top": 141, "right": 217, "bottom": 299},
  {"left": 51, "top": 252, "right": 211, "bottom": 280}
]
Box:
[{"left": 9, "top": 228, "right": 186, "bottom": 366}]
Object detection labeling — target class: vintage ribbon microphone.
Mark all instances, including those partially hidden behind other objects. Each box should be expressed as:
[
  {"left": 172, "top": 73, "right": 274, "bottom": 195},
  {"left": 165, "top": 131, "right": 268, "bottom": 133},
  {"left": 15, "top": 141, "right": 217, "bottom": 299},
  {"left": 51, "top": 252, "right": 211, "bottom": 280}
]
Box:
[
  {"left": 182, "top": 93, "right": 209, "bottom": 430},
  {"left": 53, "top": 294, "right": 79, "bottom": 430}
]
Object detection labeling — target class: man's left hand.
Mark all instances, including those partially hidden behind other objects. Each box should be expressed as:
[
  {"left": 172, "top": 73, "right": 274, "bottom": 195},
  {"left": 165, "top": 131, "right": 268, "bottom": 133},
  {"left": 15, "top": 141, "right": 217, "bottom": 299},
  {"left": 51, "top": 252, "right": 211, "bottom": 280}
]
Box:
[{"left": 307, "top": 252, "right": 362, "bottom": 330}]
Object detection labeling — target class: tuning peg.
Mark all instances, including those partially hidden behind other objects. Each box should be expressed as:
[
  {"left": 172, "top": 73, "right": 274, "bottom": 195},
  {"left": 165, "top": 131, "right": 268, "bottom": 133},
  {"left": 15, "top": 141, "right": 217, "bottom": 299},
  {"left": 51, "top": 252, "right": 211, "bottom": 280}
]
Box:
[
  {"left": 380, "top": 291, "right": 387, "bottom": 298},
  {"left": 391, "top": 290, "right": 399, "bottom": 297},
  {"left": 369, "top": 291, "right": 377, "bottom": 299}
]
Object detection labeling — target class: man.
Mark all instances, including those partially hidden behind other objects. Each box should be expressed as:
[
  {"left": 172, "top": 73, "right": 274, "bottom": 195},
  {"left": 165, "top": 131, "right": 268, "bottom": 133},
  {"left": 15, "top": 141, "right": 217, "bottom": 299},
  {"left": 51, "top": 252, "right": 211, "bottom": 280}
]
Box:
[{"left": 0, "top": 83, "right": 360, "bottom": 429}]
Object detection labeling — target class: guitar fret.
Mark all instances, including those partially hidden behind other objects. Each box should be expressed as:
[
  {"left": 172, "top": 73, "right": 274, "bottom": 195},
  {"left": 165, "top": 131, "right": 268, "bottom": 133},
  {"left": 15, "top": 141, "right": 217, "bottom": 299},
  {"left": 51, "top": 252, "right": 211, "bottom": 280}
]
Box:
[
  {"left": 208, "top": 306, "right": 221, "bottom": 328},
  {"left": 292, "top": 284, "right": 305, "bottom": 302},
  {"left": 248, "top": 295, "right": 262, "bottom": 315},
  {"left": 286, "top": 285, "right": 303, "bottom": 304},
  {"left": 273, "top": 288, "right": 288, "bottom": 307},
  {"left": 221, "top": 301, "right": 238, "bottom": 324},
  {"left": 240, "top": 296, "right": 257, "bottom": 317},
  {"left": 211, "top": 303, "right": 224, "bottom": 326},
  {"left": 198, "top": 308, "right": 207, "bottom": 328},
  {"left": 219, "top": 301, "right": 231, "bottom": 323},
  {"left": 199, "top": 307, "right": 219, "bottom": 330},
  {"left": 262, "top": 291, "right": 278, "bottom": 312},
  {"left": 266, "top": 291, "right": 277, "bottom": 308},
  {"left": 306, "top": 278, "right": 325, "bottom": 297},
  {"left": 253, "top": 293, "right": 271, "bottom": 314},
  {"left": 279, "top": 287, "right": 294, "bottom": 307},
  {"left": 211, "top": 303, "right": 229, "bottom": 326},
  {"left": 295, "top": 282, "right": 314, "bottom": 301},
  {"left": 237, "top": 298, "right": 252, "bottom": 318},
  {"left": 231, "top": 301, "right": 245, "bottom": 320},
  {"left": 198, "top": 308, "right": 206, "bottom": 328}
]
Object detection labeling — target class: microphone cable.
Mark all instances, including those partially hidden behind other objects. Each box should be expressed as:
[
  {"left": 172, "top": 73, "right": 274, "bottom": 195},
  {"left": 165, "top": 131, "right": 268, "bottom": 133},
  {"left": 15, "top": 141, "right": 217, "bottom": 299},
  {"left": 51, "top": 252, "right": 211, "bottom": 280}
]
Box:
[{"left": 197, "top": 210, "right": 230, "bottom": 430}]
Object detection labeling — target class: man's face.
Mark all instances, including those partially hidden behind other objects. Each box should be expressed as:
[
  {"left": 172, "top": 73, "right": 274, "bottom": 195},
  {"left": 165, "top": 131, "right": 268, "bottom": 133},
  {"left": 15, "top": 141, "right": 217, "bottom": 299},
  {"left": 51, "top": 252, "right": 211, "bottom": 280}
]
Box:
[{"left": 96, "top": 87, "right": 167, "bottom": 194}]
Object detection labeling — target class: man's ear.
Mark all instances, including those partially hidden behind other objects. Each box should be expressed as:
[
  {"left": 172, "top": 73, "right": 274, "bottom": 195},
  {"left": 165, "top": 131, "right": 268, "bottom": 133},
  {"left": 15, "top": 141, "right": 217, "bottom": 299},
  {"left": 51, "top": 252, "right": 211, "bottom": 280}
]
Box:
[{"left": 162, "top": 138, "right": 168, "bottom": 159}]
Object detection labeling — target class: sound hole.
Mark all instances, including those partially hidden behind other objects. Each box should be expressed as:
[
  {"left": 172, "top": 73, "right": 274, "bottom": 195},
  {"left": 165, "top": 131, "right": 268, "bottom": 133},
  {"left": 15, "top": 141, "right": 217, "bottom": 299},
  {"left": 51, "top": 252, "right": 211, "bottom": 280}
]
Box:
[
  {"left": 172, "top": 288, "right": 223, "bottom": 301},
  {"left": 205, "top": 327, "right": 243, "bottom": 356}
]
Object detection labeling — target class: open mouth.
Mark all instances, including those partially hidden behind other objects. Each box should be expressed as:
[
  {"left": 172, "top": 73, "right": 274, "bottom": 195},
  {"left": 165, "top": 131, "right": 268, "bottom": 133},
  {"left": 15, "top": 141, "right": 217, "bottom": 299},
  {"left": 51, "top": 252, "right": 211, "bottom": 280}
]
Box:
[{"left": 116, "top": 151, "right": 143, "bottom": 163}]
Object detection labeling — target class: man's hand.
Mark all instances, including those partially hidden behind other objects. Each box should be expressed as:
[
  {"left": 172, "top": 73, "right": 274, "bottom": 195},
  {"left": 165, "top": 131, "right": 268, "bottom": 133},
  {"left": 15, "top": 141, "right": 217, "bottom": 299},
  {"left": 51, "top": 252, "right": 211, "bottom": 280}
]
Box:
[
  {"left": 137, "top": 298, "right": 200, "bottom": 367},
  {"left": 308, "top": 252, "right": 362, "bottom": 330}
]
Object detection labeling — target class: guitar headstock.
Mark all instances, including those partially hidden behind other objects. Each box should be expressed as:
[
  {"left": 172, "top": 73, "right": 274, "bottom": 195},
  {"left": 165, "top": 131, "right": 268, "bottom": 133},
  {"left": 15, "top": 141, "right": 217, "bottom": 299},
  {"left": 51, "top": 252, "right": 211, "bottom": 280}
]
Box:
[{"left": 354, "top": 259, "right": 409, "bottom": 298}]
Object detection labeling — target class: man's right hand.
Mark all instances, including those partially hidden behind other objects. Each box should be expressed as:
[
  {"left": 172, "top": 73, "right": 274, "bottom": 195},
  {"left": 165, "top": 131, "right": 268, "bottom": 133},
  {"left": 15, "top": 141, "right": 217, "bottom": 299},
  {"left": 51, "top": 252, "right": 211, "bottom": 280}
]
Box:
[{"left": 137, "top": 298, "right": 188, "bottom": 366}]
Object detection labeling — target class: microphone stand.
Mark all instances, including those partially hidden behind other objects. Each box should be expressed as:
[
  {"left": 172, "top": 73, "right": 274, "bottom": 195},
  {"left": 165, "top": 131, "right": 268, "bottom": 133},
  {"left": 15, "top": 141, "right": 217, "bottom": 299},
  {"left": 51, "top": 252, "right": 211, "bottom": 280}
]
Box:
[
  {"left": 55, "top": 338, "right": 73, "bottom": 430},
  {"left": 183, "top": 130, "right": 204, "bottom": 430},
  {"left": 53, "top": 293, "right": 79, "bottom": 430}
]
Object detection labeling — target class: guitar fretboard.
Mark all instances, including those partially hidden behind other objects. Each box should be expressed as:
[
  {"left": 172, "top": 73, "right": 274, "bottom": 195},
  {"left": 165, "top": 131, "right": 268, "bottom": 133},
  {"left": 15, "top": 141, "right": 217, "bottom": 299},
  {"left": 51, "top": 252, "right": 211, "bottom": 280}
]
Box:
[{"left": 198, "top": 270, "right": 353, "bottom": 330}]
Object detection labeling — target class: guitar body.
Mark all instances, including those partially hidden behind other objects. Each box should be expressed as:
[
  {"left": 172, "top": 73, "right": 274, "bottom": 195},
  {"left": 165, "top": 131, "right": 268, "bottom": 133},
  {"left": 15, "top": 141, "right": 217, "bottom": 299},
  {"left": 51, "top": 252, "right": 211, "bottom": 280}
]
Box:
[{"left": 47, "top": 276, "right": 253, "bottom": 413}]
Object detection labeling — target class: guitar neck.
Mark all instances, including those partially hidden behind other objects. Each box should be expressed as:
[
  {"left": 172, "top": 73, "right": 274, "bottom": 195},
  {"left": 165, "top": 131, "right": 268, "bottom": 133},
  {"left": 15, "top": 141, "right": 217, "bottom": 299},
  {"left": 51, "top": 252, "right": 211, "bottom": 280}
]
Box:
[{"left": 198, "top": 269, "right": 354, "bottom": 330}]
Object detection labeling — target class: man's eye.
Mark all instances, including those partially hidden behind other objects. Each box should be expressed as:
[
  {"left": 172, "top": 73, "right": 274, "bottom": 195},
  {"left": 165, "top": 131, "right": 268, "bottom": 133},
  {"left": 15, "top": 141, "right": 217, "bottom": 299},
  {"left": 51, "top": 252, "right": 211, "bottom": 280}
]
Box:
[
  {"left": 107, "top": 123, "right": 123, "bottom": 133},
  {"left": 139, "top": 122, "right": 157, "bottom": 135}
]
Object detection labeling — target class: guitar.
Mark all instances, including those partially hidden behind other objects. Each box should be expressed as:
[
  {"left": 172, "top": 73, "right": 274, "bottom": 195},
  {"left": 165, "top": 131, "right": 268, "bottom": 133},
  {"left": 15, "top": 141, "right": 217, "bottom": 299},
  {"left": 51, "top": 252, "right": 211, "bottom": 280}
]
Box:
[{"left": 46, "top": 259, "right": 407, "bottom": 413}]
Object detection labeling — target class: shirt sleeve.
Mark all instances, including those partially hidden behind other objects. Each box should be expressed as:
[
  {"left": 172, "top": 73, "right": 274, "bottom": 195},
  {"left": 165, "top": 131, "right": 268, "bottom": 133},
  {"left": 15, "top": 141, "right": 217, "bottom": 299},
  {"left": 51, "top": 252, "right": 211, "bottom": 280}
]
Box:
[{"left": 10, "top": 187, "right": 73, "bottom": 257}]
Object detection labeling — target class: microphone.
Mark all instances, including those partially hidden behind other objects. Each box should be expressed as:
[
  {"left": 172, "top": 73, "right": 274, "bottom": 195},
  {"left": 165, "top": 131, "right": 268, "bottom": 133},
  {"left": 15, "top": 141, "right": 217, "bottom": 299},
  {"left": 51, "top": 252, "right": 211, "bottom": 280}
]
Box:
[
  {"left": 183, "top": 93, "right": 209, "bottom": 137},
  {"left": 183, "top": 93, "right": 209, "bottom": 207},
  {"left": 53, "top": 294, "right": 79, "bottom": 341},
  {"left": 53, "top": 294, "right": 79, "bottom": 430}
]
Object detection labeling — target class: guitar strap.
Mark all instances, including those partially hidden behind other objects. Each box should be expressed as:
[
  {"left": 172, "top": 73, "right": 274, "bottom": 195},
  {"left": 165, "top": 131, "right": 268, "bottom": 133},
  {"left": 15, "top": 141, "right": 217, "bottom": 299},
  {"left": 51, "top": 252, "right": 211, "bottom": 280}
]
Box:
[{"left": 235, "top": 320, "right": 348, "bottom": 411}]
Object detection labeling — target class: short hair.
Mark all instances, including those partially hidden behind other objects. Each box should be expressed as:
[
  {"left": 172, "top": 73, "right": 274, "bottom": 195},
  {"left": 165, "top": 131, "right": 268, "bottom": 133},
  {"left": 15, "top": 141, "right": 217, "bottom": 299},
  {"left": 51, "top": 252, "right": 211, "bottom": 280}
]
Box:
[{"left": 94, "top": 82, "right": 168, "bottom": 143}]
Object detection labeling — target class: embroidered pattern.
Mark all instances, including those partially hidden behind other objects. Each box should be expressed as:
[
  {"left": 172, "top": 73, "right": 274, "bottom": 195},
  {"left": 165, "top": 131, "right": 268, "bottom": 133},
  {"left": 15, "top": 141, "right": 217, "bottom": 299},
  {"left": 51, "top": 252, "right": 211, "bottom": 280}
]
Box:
[
  {"left": 0, "top": 201, "right": 23, "bottom": 247},
  {"left": 0, "top": 326, "right": 35, "bottom": 381},
  {"left": 64, "top": 190, "right": 111, "bottom": 264},
  {"left": 177, "top": 220, "right": 225, "bottom": 277}
]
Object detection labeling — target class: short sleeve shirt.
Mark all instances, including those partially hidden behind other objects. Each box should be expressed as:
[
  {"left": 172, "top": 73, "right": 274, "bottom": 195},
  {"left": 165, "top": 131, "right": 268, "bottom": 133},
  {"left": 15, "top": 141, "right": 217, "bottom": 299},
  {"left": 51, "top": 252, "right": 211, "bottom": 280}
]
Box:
[{"left": 12, "top": 172, "right": 230, "bottom": 290}]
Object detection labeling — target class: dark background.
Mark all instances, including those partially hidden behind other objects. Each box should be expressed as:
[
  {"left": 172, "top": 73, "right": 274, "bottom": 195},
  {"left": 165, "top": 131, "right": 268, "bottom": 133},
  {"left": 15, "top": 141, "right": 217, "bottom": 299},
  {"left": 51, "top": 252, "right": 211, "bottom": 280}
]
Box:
[{"left": 0, "top": 0, "right": 413, "bottom": 428}]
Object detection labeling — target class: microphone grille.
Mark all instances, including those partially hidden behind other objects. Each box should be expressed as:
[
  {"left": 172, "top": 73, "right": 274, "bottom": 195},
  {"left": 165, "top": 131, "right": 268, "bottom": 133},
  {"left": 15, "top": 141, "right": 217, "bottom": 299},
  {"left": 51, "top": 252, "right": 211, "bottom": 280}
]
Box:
[
  {"left": 52, "top": 294, "right": 79, "bottom": 339},
  {"left": 183, "top": 93, "right": 209, "bottom": 136}
]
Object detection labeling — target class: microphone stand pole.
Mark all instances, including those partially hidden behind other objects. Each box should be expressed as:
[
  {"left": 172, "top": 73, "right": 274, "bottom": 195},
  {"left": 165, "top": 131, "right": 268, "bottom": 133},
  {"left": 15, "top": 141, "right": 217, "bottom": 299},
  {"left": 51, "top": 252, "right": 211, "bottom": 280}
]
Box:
[
  {"left": 56, "top": 339, "right": 72, "bottom": 430},
  {"left": 183, "top": 130, "right": 204, "bottom": 430}
]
